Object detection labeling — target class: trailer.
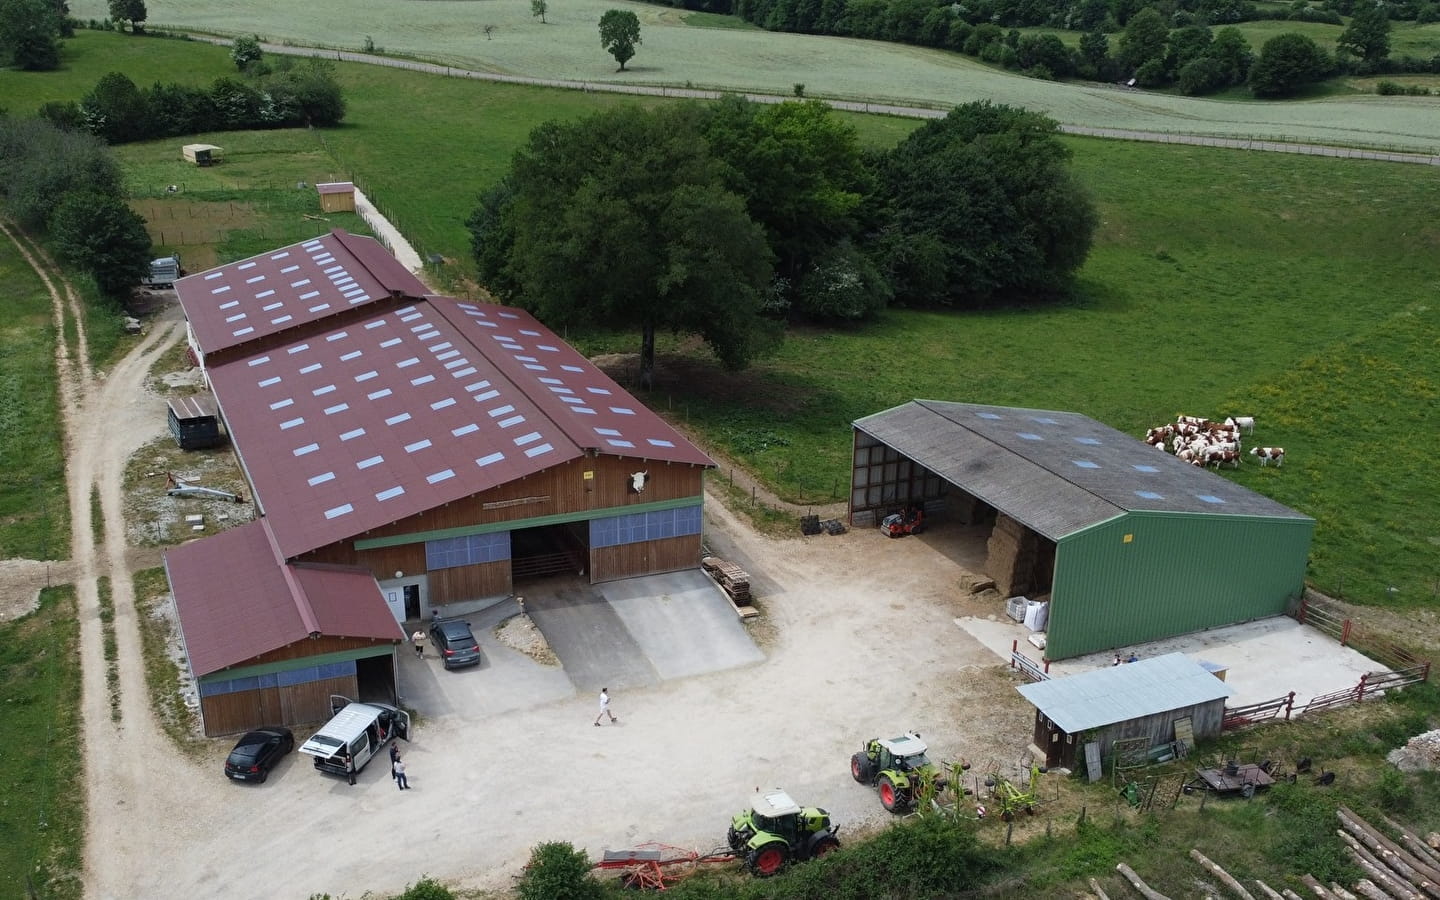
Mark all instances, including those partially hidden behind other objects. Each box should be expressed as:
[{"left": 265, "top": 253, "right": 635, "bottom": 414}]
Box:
[{"left": 142, "top": 254, "right": 184, "bottom": 288}]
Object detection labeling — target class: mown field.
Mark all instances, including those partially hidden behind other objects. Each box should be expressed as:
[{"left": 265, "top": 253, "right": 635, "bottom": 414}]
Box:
[{"left": 59, "top": 0, "right": 1440, "bottom": 150}]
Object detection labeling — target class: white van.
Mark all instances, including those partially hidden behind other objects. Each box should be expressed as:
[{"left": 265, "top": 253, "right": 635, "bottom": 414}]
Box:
[{"left": 298, "top": 695, "right": 410, "bottom": 781}]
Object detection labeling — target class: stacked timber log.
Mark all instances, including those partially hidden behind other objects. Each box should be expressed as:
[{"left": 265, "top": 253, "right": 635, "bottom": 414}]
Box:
[
  {"left": 986, "top": 514, "right": 1040, "bottom": 598},
  {"left": 701, "top": 557, "right": 752, "bottom": 604},
  {"left": 1335, "top": 806, "right": 1440, "bottom": 900}
]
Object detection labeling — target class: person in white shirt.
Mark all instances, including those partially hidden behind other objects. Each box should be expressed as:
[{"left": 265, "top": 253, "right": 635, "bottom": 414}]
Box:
[{"left": 594, "top": 687, "right": 618, "bottom": 726}]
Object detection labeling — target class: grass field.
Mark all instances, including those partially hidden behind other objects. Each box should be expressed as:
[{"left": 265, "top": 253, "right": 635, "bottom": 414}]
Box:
[
  {"left": 52, "top": 2, "right": 1440, "bottom": 150},
  {"left": 0, "top": 586, "right": 85, "bottom": 900},
  {"left": 0, "top": 237, "right": 69, "bottom": 560}
]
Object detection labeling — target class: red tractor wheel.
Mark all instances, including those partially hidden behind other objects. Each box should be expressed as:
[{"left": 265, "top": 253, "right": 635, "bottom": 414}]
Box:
[
  {"left": 747, "top": 842, "right": 790, "bottom": 877},
  {"left": 811, "top": 835, "right": 840, "bottom": 859},
  {"left": 878, "top": 774, "right": 910, "bottom": 813}
]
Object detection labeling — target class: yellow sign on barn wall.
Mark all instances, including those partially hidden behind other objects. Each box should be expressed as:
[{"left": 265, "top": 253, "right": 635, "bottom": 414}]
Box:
[
  {"left": 1123, "top": 533, "right": 1133, "bottom": 543},
  {"left": 583, "top": 471, "right": 594, "bottom": 480}
]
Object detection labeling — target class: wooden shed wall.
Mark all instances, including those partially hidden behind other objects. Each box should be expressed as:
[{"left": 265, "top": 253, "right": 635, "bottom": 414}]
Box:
[
  {"left": 1093, "top": 698, "right": 1226, "bottom": 758},
  {"left": 319, "top": 193, "right": 355, "bottom": 213},
  {"left": 245, "top": 635, "right": 394, "bottom": 667},
  {"left": 299, "top": 455, "right": 704, "bottom": 566},
  {"left": 200, "top": 674, "right": 356, "bottom": 736},
  {"left": 428, "top": 561, "right": 511, "bottom": 605},
  {"left": 590, "top": 534, "right": 703, "bottom": 583}
]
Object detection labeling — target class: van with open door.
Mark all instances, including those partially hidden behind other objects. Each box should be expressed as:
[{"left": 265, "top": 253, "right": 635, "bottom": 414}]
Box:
[{"left": 298, "top": 695, "right": 409, "bottom": 780}]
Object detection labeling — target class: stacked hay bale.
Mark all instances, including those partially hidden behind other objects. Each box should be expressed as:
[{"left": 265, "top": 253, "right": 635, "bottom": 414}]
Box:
[{"left": 986, "top": 514, "right": 1040, "bottom": 598}]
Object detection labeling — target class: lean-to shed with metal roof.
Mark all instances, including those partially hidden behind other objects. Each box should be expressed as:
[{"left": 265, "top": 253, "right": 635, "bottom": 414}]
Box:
[
  {"left": 850, "top": 400, "right": 1313, "bottom": 660},
  {"left": 1016, "top": 653, "right": 1231, "bottom": 768}
]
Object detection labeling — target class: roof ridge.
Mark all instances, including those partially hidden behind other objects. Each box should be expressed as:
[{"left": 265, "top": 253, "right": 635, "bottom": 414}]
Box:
[{"left": 262, "top": 517, "right": 322, "bottom": 635}]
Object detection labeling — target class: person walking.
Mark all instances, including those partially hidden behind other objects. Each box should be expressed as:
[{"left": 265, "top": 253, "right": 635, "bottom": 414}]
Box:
[
  {"left": 412, "top": 628, "right": 426, "bottom": 659},
  {"left": 389, "top": 741, "right": 401, "bottom": 780},
  {"left": 594, "top": 687, "right": 618, "bottom": 726},
  {"left": 393, "top": 755, "right": 408, "bottom": 790}
]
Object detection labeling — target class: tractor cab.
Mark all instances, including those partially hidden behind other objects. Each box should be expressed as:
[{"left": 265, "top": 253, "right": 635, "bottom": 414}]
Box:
[
  {"left": 727, "top": 789, "right": 840, "bottom": 877},
  {"left": 875, "top": 733, "right": 932, "bottom": 772}
]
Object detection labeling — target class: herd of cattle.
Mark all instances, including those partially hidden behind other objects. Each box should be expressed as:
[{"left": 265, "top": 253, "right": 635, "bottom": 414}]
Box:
[{"left": 1143, "top": 415, "right": 1286, "bottom": 469}]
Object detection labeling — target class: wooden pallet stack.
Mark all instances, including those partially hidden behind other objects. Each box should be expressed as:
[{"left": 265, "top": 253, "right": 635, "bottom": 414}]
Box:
[{"left": 702, "top": 556, "right": 757, "bottom": 618}]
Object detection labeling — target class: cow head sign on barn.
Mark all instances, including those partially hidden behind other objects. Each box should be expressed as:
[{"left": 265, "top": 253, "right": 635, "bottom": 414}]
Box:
[{"left": 630, "top": 471, "right": 649, "bottom": 493}]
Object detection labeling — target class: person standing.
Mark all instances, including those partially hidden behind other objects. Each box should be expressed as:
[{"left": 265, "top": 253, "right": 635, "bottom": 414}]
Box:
[
  {"left": 390, "top": 741, "right": 401, "bottom": 780},
  {"left": 412, "top": 628, "right": 426, "bottom": 659},
  {"left": 594, "top": 687, "right": 618, "bottom": 726},
  {"left": 393, "top": 755, "right": 408, "bottom": 790}
]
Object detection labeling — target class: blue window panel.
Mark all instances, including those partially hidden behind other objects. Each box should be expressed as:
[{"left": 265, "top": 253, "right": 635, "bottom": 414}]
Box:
[
  {"left": 198, "top": 680, "right": 227, "bottom": 698},
  {"left": 426, "top": 531, "right": 511, "bottom": 570},
  {"left": 591, "top": 506, "right": 703, "bottom": 549},
  {"left": 257, "top": 672, "right": 278, "bottom": 689},
  {"left": 318, "top": 660, "right": 357, "bottom": 680},
  {"left": 277, "top": 666, "right": 318, "bottom": 687}
]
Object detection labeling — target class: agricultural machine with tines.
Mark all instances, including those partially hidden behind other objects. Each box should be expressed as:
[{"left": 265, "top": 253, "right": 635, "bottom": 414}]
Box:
[
  {"left": 851, "top": 732, "right": 953, "bottom": 814},
  {"left": 982, "top": 761, "right": 1049, "bottom": 821}
]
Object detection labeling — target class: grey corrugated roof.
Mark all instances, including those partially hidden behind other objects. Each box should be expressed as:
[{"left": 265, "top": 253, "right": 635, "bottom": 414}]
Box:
[
  {"left": 853, "top": 400, "right": 1309, "bottom": 540},
  {"left": 1016, "top": 653, "right": 1232, "bottom": 733}
]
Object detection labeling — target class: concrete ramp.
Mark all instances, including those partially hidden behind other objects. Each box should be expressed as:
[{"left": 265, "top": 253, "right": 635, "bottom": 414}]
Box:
[{"left": 598, "top": 570, "right": 764, "bottom": 681}]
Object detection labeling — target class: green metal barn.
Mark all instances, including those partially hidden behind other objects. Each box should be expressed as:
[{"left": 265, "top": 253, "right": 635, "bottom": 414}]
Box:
[{"left": 850, "top": 401, "right": 1314, "bottom": 660}]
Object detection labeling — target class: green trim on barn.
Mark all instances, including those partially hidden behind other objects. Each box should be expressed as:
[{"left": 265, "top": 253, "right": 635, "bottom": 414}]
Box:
[
  {"left": 352, "top": 495, "right": 704, "bottom": 550},
  {"left": 197, "top": 644, "right": 396, "bottom": 685}
]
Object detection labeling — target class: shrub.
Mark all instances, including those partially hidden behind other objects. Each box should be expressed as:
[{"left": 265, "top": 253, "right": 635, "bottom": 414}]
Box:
[
  {"left": 1375, "top": 767, "right": 1413, "bottom": 812},
  {"left": 516, "top": 842, "right": 604, "bottom": 900},
  {"left": 1376, "top": 79, "right": 1404, "bottom": 94}
]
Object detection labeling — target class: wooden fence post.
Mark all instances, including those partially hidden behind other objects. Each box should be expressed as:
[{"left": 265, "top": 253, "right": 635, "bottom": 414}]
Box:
[
  {"left": 1011, "top": 639, "right": 1018, "bottom": 669},
  {"left": 1341, "top": 619, "right": 1352, "bottom": 646},
  {"left": 1044, "top": 659, "right": 1051, "bottom": 674}
]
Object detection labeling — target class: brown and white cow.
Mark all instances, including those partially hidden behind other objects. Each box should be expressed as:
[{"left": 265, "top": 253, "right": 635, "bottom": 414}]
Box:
[{"left": 1249, "top": 446, "right": 1285, "bottom": 467}]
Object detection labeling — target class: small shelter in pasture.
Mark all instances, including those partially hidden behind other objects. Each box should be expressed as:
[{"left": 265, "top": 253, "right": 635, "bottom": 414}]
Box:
[
  {"left": 166, "top": 393, "right": 224, "bottom": 450},
  {"left": 1016, "top": 653, "right": 1231, "bottom": 769},
  {"left": 182, "top": 144, "right": 224, "bottom": 167},
  {"left": 316, "top": 181, "right": 356, "bottom": 213}
]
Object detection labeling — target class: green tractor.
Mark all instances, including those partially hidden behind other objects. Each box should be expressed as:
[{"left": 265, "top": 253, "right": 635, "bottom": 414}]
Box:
[
  {"left": 850, "top": 732, "right": 948, "bottom": 813},
  {"left": 726, "top": 789, "right": 841, "bottom": 877}
]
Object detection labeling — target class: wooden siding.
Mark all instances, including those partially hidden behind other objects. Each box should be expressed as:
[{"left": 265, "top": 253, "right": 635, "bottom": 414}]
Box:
[
  {"left": 429, "top": 561, "right": 511, "bottom": 605},
  {"left": 200, "top": 674, "right": 356, "bottom": 736},
  {"left": 232, "top": 635, "right": 394, "bottom": 669},
  {"left": 590, "top": 534, "right": 702, "bottom": 583},
  {"left": 1092, "top": 698, "right": 1226, "bottom": 759},
  {"left": 302, "top": 541, "right": 426, "bottom": 582}
]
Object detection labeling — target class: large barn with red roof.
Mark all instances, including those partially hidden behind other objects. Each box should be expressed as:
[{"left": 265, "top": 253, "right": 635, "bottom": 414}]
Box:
[{"left": 166, "top": 230, "right": 714, "bottom": 735}]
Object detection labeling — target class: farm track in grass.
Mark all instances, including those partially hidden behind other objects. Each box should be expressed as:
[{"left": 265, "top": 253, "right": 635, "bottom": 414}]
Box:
[{"left": 59, "top": 0, "right": 1440, "bottom": 151}]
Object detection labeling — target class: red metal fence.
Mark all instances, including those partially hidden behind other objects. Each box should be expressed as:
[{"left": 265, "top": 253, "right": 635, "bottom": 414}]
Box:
[
  {"left": 1010, "top": 640, "right": 1050, "bottom": 683},
  {"left": 1295, "top": 595, "right": 1431, "bottom": 673}
]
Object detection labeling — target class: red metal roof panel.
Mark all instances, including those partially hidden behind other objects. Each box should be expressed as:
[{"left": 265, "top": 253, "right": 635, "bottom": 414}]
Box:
[
  {"left": 207, "top": 302, "right": 584, "bottom": 558},
  {"left": 427, "top": 297, "right": 714, "bottom": 468},
  {"left": 175, "top": 230, "right": 426, "bottom": 356},
  {"left": 164, "top": 520, "right": 401, "bottom": 677}
]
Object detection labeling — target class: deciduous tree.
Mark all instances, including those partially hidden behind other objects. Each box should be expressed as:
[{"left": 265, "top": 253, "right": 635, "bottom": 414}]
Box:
[
  {"left": 80, "top": 71, "right": 149, "bottom": 144},
  {"left": 0, "top": 118, "right": 122, "bottom": 229},
  {"left": 1249, "top": 32, "right": 1330, "bottom": 97},
  {"left": 231, "top": 34, "right": 262, "bottom": 71},
  {"left": 1118, "top": 8, "right": 1168, "bottom": 71},
  {"left": 469, "top": 106, "right": 774, "bottom": 389},
  {"left": 598, "top": 9, "right": 640, "bottom": 70},
  {"left": 1337, "top": 3, "right": 1390, "bottom": 63},
  {"left": 107, "top": 0, "right": 144, "bottom": 33},
  {"left": 531, "top": 0, "right": 547, "bottom": 23},
  {"left": 0, "top": 0, "right": 62, "bottom": 70},
  {"left": 50, "top": 191, "right": 152, "bottom": 295}
]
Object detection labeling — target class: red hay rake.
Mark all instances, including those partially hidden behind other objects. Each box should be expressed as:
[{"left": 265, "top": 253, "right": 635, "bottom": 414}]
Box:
[{"left": 593, "top": 842, "right": 738, "bottom": 890}]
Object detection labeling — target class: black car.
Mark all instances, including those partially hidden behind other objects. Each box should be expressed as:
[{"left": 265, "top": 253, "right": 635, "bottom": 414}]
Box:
[
  {"left": 429, "top": 620, "right": 482, "bottom": 670},
  {"left": 224, "top": 727, "right": 295, "bottom": 783}
]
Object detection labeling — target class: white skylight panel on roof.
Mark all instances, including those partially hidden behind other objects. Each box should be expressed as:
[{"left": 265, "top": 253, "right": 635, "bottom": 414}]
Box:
[
  {"left": 300, "top": 363, "right": 322, "bottom": 374},
  {"left": 1133, "top": 464, "right": 1159, "bottom": 473},
  {"left": 520, "top": 329, "right": 540, "bottom": 336},
  {"left": 256, "top": 289, "right": 275, "bottom": 299},
  {"left": 324, "top": 503, "right": 353, "bottom": 519},
  {"left": 204, "top": 271, "right": 223, "bottom": 280},
  {"left": 562, "top": 365, "right": 584, "bottom": 373},
  {"left": 516, "top": 355, "right": 538, "bottom": 363},
  {"left": 538, "top": 345, "right": 560, "bottom": 352},
  {"left": 431, "top": 398, "right": 456, "bottom": 410},
  {"left": 1197, "top": 494, "right": 1225, "bottom": 504},
  {"left": 426, "top": 469, "right": 456, "bottom": 485},
  {"left": 380, "top": 338, "right": 402, "bottom": 348},
  {"left": 410, "top": 375, "right": 435, "bottom": 386},
  {"left": 280, "top": 417, "right": 305, "bottom": 430},
  {"left": 560, "top": 397, "right": 583, "bottom": 405},
  {"left": 246, "top": 275, "right": 265, "bottom": 284},
  {"left": 572, "top": 407, "right": 596, "bottom": 415},
  {"left": 248, "top": 355, "right": 272, "bottom": 367},
  {"left": 452, "top": 423, "right": 479, "bottom": 437},
  {"left": 465, "top": 380, "right": 491, "bottom": 392},
  {"left": 452, "top": 367, "right": 477, "bottom": 378},
  {"left": 365, "top": 320, "right": 387, "bottom": 330},
  {"left": 1031, "top": 416, "right": 1060, "bottom": 424},
  {"left": 436, "top": 350, "right": 460, "bottom": 361},
  {"left": 417, "top": 331, "right": 441, "bottom": 341},
  {"left": 220, "top": 301, "right": 239, "bottom": 310},
  {"left": 499, "top": 312, "right": 519, "bottom": 319},
  {"left": 347, "top": 294, "right": 370, "bottom": 304},
  {"left": 355, "top": 371, "right": 378, "bottom": 382},
  {"left": 211, "top": 285, "right": 230, "bottom": 294},
  {"left": 595, "top": 428, "right": 622, "bottom": 436},
  {"left": 357, "top": 455, "right": 383, "bottom": 469},
  {"left": 340, "top": 428, "right": 366, "bottom": 441},
  {"left": 488, "top": 405, "right": 515, "bottom": 418},
  {"left": 539, "top": 377, "right": 562, "bottom": 385},
  {"left": 550, "top": 387, "right": 574, "bottom": 395},
  {"left": 386, "top": 413, "right": 412, "bottom": 426},
  {"left": 270, "top": 251, "right": 290, "bottom": 260},
  {"left": 291, "top": 279, "right": 311, "bottom": 288},
  {"left": 514, "top": 432, "right": 542, "bottom": 446},
  {"left": 400, "top": 313, "right": 423, "bottom": 323},
  {"left": 976, "top": 412, "right": 1002, "bottom": 419},
  {"left": 609, "top": 407, "right": 635, "bottom": 415},
  {"left": 397, "top": 357, "right": 419, "bottom": 368},
  {"left": 524, "top": 443, "right": 553, "bottom": 457},
  {"left": 308, "top": 472, "right": 336, "bottom": 486},
  {"left": 1072, "top": 460, "right": 1100, "bottom": 469},
  {"left": 287, "top": 344, "right": 310, "bottom": 355},
  {"left": 280, "top": 265, "right": 300, "bottom": 274},
  {"left": 1017, "top": 432, "right": 1042, "bottom": 441},
  {"left": 474, "top": 389, "right": 500, "bottom": 402},
  {"left": 1135, "top": 490, "right": 1164, "bottom": 500},
  {"left": 376, "top": 486, "right": 406, "bottom": 501},
  {"left": 233, "top": 327, "right": 255, "bottom": 336},
  {"left": 409, "top": 323, "right": 431, "bottom": 334},
  {"left": 647, "top": 439, "right": 675, "bottom": 448},
  {"left": 324, "top": 265, "right": 343, "bottom": 274},
  {"left": 497, "top": 415, "right": 525, "bottom": 428},
  {"left": 340, "top": 350, "right": 362, "bottom": 362},
  {"left": 238, "top": 262, "right": 257, "bottom": 270},
  {"left": 271, "top": 315, "right": 293, "bottom": 325},
  {"left": 1073, "top": 437, "right": 1102, "bottom": 445},
  {"left": 269, "top": 398, "right": 294, "bottom": 410},
  {"left": 258, "top": 376, "right": 280, "bottom": 387},
  {"left": 587, "top": 387, "right": 612, "bottom": 396},
  {"left": 606, "top": 439, "right": 636, "bottom": 449},
  {"left": 326, "top": 331, "right": 349, "bottom": 342},
  {"left": 225, "top": 314, "right": 246, "bottom": 323},
  {"left": 324, "top": 403, "right": 349, "bottom": 415},
  {"left": 367, "top": 389, "right": 392, "bottom": 401},
  {"left": 523, "top": 364, "right": 547, "bottom": 371},
  {"left": 294, "top": 443, "right": 319, "bottom": 456},
  {"left": 308, "top": 305, "right": 330, "bottom": 314},
  {"left": 476, "top": 452, "right": 504, "bottom": 467},
  {"left": 299, "top": 291, "right": 320, "bottom": 301},
  {"left": 443, "top": 359, "right": 469, "bottom": 370}
]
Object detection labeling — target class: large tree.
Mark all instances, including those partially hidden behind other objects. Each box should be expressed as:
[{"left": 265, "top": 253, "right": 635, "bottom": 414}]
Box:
[
  {"left": 1337, "top": 3, "right": 1391, "bottom": 64},
  {"left": 80, "top": 71, "right": 149, "bottom": 143},
  {"left": 469, "top": 106, "right": 774, "bottom": 389},
  {"left": 107, "top": 0, "right": 144, "bottom": 33},
  {"left": 598, "top": 9, "right": 640, "bottom": 71},
  {"left": 868, "top": 102, "right": 1097, "bottom": 308},
  {"left": 0, "top": 0, "right": 61, "bottom": 70},
  {"left": 1249, "top": 32, "right": 1330, "bottom": 97},
  {"left": 0, "top": 118, "right": 122, "bottom": 229},
  {"left": 50, "top": 191, "right": 152, "bottom": 295},
  {"left": 1117, "top": 8, "right": 1168, "bottom": 71}
]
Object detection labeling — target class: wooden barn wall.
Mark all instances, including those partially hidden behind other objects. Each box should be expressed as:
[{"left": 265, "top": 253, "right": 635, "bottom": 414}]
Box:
[
  {"left": 1092, "top": 698, "right": 1227, "bottom": 758},
  {"left": 428, "top": 561, "right": 511, "bottom": 605},
  {"left": 298, "top": 456, "right": 704, "bottom": 569},
  {"left": 590, "top": 534, "right": 702, "bottom": 583},
  {"left": 199, "top": 674, "right": 356, "bottom": 736},
  {"left": 241, "top": 635, "right": 393, "bottom": 668}
]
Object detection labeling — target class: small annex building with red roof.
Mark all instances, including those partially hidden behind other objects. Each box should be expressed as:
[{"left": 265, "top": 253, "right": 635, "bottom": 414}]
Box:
[{"left": 167, "top": 230, "right": 714, "bottom": 735}]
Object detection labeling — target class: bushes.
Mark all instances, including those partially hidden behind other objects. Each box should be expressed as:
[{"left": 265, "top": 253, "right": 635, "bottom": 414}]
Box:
[{"left": 515, "top": 842, "right": 604, "bottom": 900}]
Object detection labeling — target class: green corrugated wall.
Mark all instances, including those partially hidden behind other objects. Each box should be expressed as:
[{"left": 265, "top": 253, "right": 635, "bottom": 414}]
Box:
[{"left": 1045, "top": 511, "right": 1313, "bottom": 660}]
